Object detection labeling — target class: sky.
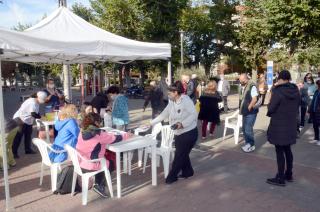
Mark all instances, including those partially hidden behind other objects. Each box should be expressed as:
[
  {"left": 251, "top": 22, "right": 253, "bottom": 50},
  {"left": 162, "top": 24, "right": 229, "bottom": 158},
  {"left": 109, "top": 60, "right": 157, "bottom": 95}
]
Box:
[{"left": 0, "top": 0, "right": 91, "bottom": 29}]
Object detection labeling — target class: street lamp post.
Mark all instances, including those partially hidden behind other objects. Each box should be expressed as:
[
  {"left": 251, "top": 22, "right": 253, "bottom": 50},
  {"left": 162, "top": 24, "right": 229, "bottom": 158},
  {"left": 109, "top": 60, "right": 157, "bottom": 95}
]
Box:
[{"left": 179, "top": 30, "right": 184, "bottom": 69}]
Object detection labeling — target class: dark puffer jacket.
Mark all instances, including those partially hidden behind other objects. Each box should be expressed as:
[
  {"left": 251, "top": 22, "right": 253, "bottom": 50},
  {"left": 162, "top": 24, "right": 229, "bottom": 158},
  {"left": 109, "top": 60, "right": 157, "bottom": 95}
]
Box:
[
  {"left": 267, "top": 83, "right": 300, "bottom": 146},
  {"left": 198, "top": 93, "right": 222, "bottom": 124},
  {"left": 309, "top": 89, "right": 320, "bottom": 125}
]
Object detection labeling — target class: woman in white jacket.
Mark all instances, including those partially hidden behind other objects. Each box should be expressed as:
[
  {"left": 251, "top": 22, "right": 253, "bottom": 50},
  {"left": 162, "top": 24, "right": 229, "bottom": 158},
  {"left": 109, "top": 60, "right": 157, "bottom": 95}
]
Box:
[{"left": 151, "top": 81, "right": 198, "bottom": 184}]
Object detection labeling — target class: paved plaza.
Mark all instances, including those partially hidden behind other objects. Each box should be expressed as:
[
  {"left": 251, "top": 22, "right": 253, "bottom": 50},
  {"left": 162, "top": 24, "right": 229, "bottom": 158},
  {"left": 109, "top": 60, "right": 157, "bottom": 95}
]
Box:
[{"left": 1, "top": 89, "right": 320, "bottom": 212}]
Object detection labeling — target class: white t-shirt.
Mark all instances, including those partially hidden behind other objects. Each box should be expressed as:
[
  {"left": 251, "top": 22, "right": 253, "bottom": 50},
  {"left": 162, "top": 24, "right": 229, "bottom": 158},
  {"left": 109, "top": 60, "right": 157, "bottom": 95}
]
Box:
[
  {"left": 218, "top": 80, "right": 223, "bottom": 92},
  {"left": 13, "top": 98, "right": 39, "bottom": 125}
]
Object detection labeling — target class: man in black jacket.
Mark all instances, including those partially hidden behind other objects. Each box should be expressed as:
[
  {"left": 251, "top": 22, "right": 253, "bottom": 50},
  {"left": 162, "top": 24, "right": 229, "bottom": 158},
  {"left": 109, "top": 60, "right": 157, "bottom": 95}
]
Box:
[
  {"left": 266, "top": 70, "right": 300, "bottom": 186},
  {"left": 91, "top": 92, "right": 108, "bottom": 114},
  {"left": 143, "top": 81, "right": 164, "bottom": 118}
]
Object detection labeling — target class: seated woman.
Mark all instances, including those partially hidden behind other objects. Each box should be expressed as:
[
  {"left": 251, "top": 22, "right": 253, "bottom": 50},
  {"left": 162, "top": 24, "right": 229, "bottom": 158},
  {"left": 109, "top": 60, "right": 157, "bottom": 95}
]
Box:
[
  {"left": 76, "top": 112, "right": 130, "bottom": 198},
  {"left": 49, "top": 104, "right": 80, "bottom": 163}
]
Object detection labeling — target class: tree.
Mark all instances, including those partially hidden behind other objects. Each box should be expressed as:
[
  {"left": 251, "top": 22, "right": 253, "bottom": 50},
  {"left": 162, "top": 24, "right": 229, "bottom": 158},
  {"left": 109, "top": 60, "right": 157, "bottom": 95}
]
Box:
[
  {"left": 262, "top": 0, "right": 320, "bottom": 55},
  {"left": 239, "top": 0, "right": 273, "bottom": 80},
  {"left": 180, "top": 0, "right": 240, "bottom": 75},
  {"left": 71, "top": 3, "right": 95, "bottom": 22},
  {"left": 141, "top": 0, "right": 189, "bottom": 68},
  {"left": 91, "top": 0, "right": 146, "bottom": 39}
]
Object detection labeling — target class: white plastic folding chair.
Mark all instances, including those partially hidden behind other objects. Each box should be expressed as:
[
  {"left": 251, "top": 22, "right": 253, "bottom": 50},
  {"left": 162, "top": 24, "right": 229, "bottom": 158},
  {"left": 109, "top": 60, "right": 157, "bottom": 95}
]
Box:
[
  {"left": 32, "top": 138, "right": 66, "bottom": 192},
  {"left": 36, "top": 119, "right": 51, "bottom": 143},
  {"left": 143, "top": 125, "right": 175, "bottom": 178},
  {"left": 223, "top": 109, "right": 243, "bottom": 144},
  {"left": 65, "top": 145, "right": 114, "bottom": 205}
]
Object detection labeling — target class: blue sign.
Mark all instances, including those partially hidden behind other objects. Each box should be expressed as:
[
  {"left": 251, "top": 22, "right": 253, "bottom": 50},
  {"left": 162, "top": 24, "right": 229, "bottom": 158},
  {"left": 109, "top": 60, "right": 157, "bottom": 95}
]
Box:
[{"left": 267, "top": 61, "right": 273, "bottom": 88}]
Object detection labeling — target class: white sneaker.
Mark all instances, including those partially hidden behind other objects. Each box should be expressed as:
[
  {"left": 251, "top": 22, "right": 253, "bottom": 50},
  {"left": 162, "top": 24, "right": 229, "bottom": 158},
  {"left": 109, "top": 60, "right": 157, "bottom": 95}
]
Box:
[
  {"left": 309, "top": 140, "right": 318, "bottom": 144},
  {"left": 242, "top": 144, "right": 255, "bottom": 153},
  {"left": 316, "top": 141, "right": 320, "bottom": 146}
]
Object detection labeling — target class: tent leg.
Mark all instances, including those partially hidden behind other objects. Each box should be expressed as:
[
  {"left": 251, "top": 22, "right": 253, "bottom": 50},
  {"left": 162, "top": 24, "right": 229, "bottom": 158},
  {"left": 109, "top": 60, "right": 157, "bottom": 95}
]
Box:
[
  {"left": 80, "top": 64, "right": 84, "bottom": 103},
  {"left": 93, "top": 66, "right": 96, "bottom": 96},
  {"left": 167, "top": 60, "right": 172, "bottom": 85},
  {"left": 63, "top": 64, "right": 72, "bottom": 103},
  {"left": 0, "top": 59, "right": 13, "bottom": 211}
]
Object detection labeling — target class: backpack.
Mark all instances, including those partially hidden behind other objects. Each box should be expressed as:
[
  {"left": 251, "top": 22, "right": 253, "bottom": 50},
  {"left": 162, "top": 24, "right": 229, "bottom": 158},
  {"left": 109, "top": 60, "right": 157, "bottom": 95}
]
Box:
[{"left": 54, "top": 165, "right": 81, "bottom": 195}]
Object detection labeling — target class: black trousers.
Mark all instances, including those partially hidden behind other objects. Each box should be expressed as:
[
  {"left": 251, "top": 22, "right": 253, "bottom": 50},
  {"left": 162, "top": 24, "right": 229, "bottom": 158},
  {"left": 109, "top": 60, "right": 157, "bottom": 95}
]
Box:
[
  {"left": 223, "top": 96, "right": 228, "bottom": 112},
  {"left": 12, "top": 123, "right": 33, "bottom": 155},
  {"left": 313, "top": 117, "right": 320, "bottom": 140},
  {"left": 300, "top": 107, "right": 307, "bottom": 127},
  {"left": 275, "top": 145, "right": 293, "bottom": 179},
  {"left": 167, "top": 128, "right": 198, "bottom": 180},
  {"left": 259, "top": 93, "right": 266, "bottom": 106},
  {"left": 82, "top": 168, "right": 106, "bottom": 186}
]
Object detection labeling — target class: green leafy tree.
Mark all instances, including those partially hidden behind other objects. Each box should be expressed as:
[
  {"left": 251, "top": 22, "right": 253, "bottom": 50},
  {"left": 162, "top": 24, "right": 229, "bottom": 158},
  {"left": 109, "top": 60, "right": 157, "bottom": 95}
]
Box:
[
  {"left": 262, "top": 0, "right": 320, "bottom": 55},
  {"left": 71, "top": 2, "right": 95, "bottom": 22},
  {"left": 180, "top": 1, "right": 240, "bottom": 75}
]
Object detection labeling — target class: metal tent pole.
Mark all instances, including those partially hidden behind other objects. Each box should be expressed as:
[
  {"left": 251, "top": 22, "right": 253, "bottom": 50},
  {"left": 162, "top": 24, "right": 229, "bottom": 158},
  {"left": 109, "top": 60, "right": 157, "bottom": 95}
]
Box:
[{"left": 0, "top": 59, "right": 13, "bottom": 211}]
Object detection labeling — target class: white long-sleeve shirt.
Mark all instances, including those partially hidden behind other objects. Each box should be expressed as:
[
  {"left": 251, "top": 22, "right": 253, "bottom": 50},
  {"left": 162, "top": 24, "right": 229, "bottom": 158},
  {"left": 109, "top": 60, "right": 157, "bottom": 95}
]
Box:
[
  {"left": 150, "top": 95, "right": 197, "bottom": 135},
  {"left": 13, "top": 98, "right": 39, "bottom": 125}
]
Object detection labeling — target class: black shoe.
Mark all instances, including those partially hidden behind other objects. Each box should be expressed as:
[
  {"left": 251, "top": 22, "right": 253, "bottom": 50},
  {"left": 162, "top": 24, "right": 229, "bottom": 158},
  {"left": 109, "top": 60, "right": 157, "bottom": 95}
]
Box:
[
  {"left": 93, "top": 184, "right": 108, "bottom": 198},
  {"left": 178, "top": 173, "right": 194, "bottom": 179},
  {"left": 285, "top": 175, "right": 294, "bottom": 182},
  {"left": 165, "top": 177, "right": 178, "bottom": 184},
  {"left": 13, "top": 154, "right": 19, "bottom": 159},
  {"left": 266, "top": 177, "right": 286, "bottom": 186},
  {"left": 25, "top": 149, "right": 37, "bottom": 154}
]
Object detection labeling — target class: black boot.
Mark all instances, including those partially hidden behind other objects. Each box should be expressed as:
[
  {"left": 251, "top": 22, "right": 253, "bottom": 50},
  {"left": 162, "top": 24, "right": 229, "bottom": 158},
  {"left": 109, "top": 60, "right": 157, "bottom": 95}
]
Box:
[
  {"left": 266, "top": 175, "right": 286, "bottom": 187},
  {"left": 285, "top": 172, "right": 294, "bottom": 182}
]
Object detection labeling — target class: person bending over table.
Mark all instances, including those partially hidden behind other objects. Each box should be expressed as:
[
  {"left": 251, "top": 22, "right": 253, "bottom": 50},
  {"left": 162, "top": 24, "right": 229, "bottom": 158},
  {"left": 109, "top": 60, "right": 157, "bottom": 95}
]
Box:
[
  {"left": 150, "top": 81, "right": 198, "bottom": 184},
  {"left": 76, "top": 112, "right": 130, "bottom": 198},
  {"left": 49, "top": 104, "right": 80, "bottom": 163}
]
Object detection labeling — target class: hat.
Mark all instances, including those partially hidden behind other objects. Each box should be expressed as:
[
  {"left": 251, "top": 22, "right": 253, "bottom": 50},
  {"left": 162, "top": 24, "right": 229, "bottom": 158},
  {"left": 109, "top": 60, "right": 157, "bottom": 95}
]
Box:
[{"left": 37, "top": 91, "right": 47, "bottom": 103}]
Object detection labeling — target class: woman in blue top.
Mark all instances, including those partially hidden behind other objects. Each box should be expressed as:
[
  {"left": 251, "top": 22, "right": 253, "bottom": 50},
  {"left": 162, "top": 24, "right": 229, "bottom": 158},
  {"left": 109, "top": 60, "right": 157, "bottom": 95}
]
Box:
[
  {"left": 304, "top": 73, "right": 317, "bottom": 123},
  {"left": 107, "top": 86, "right": 129, "bottom": 131},
  {"left": 49, "top": 104, "right": 80, "bottom": 163}
]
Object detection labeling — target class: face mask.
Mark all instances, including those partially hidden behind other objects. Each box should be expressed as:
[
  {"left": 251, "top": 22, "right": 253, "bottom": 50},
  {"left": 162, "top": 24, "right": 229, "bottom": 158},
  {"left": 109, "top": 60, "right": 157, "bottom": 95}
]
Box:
[
  {"left": 307, "top": 80, "right": 312, "bottom": 83},
  {"left": 110, "top": 95, "right": 116, "bottom": 100},
  {"left": 48, "top": 84, "right": 55, "bottom": 89}
]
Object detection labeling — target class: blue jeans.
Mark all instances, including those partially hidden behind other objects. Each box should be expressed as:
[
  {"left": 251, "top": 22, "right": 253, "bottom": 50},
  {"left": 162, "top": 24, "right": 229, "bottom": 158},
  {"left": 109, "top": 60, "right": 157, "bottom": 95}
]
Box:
[{"left": 242, "top": 113, "right": 257, "bottom": 146}]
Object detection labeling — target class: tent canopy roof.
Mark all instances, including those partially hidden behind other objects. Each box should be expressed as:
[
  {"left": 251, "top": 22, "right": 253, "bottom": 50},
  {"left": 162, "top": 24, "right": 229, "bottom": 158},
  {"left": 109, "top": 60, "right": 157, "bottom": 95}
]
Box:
[{"left": 0, "top": 6, "right": 171, "bottom": 64}]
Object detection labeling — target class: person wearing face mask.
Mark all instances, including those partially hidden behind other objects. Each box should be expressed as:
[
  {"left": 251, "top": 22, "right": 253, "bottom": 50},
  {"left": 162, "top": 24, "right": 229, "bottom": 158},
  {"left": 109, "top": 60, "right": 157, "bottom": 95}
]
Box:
[
  {"left": 106, "top": 86, "right": 129, "bottom": 131},
  {"left": 238, "top": 73, "right": 259, "bottom": 153},
  {"left": 44, "top": 79, "right": 64, "bottom": 110},
  {"left": 150, "top": 81, "right": 198, "bottom": 184},
  {"left": 12, "top": 91, "right": 47, "bottom": 158},
  {"left": 303, "top": 73, "right": 317, "bottom": 123}
]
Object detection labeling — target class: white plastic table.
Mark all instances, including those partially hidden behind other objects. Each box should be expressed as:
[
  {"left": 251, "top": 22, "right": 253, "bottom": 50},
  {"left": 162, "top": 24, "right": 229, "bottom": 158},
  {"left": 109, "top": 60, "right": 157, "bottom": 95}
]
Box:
[{"left": 106, "top": 136, "right": 157, "bottom": 198}]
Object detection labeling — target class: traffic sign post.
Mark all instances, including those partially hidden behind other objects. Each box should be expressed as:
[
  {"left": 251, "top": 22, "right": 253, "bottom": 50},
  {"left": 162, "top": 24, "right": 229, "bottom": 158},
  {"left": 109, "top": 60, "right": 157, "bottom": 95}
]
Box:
[{"left": 267, "top": 61, "right": 273, "bottom": 90}]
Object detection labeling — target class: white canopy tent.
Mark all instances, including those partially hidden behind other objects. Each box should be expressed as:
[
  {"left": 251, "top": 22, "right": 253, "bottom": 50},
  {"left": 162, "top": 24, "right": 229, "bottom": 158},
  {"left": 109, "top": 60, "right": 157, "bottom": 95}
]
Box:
[
  {"left": 0, "top": 6, "right": 172, "bottom": 211},
  {"left": 1, "top": 6, "right": 171, "bottom": 63}
]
